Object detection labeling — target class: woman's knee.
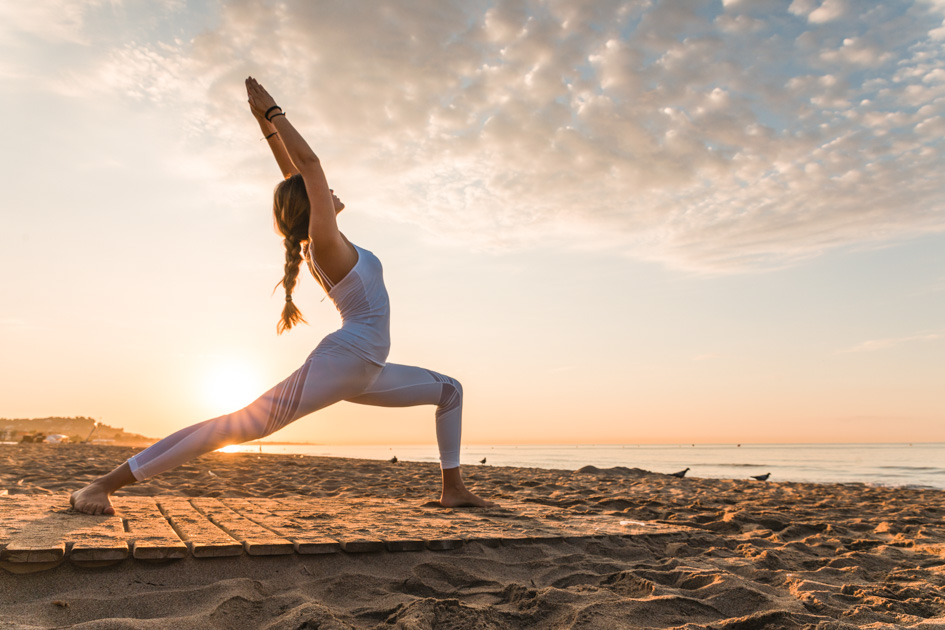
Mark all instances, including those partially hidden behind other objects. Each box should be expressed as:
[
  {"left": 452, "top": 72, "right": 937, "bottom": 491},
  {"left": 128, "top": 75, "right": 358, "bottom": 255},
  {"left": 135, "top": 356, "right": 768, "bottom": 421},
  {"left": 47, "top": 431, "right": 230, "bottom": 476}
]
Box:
[{"left": 439, "top": 374, "right": 463, "bottom": 410}]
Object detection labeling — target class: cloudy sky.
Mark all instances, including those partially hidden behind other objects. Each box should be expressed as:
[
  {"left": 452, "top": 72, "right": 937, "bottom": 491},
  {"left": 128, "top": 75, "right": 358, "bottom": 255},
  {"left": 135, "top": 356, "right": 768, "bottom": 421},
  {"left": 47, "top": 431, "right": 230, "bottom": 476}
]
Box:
[{"left": 1, "top": 0, "right": 943, "bottom": 446}]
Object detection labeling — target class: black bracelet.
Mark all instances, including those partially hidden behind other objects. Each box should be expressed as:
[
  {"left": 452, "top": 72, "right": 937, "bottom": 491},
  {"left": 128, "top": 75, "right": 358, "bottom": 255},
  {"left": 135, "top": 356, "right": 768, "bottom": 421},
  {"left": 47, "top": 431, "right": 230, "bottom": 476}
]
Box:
[
  {"left": 264, "top": 105, "right": 282, "bottom": 121},
  {"left": 265, "top": 132, "right": 277, "bottom": 140},
  {"left": 269, "top": 111, "right": 287, "bottom": 121}
]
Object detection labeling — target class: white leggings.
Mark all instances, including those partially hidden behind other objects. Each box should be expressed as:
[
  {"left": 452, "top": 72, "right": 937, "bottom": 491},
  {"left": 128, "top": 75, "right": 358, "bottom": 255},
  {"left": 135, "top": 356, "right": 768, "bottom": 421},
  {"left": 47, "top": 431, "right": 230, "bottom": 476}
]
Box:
[{"left": 126, "top": 337, "right": 463, "bottom": 481}]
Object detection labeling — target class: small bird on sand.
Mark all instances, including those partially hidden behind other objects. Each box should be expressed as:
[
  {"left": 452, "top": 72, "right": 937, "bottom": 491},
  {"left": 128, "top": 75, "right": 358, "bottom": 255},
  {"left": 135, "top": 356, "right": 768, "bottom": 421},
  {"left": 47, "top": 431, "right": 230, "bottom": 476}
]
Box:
[
  {"left": 751, "top": 472, "right": 771, "bottom": 481},
  {"left": 670, "top": 467, "right": 689, "bottom": 478},
  {"left": 389, "top": 456, "right": 398, "bottom": 463},
  {"left": 480, "top": 457, "right": 487, "bottom": 465}
]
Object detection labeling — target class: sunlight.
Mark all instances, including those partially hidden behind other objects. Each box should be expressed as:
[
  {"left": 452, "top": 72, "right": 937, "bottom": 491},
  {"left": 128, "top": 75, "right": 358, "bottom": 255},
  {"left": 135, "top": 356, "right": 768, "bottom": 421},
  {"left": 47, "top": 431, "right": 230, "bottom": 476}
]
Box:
[{"left": 202, "top": 358, "right": 263, "bottom": 414}]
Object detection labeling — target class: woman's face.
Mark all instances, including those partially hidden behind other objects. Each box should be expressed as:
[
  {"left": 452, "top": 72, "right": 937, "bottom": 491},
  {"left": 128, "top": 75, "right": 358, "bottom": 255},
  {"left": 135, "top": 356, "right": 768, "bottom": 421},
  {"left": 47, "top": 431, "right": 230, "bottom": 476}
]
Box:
[{"left": 330, "top": 189, "right": 345, "bottom": 213}]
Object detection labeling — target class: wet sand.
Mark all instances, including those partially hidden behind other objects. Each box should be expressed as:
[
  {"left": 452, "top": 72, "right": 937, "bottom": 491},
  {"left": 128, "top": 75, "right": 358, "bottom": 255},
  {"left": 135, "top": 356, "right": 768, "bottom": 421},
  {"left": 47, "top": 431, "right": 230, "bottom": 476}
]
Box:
[{"left": 2, "top": 443, "right": 944, "bottom": 629}]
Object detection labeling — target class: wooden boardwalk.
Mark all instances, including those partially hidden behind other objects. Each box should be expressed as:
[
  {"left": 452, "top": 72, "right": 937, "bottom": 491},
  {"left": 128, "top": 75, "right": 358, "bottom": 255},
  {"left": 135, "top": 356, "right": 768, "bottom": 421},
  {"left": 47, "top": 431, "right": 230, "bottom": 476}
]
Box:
[{"left": 0, "top": 495, "right": 681, "bottom": 571}]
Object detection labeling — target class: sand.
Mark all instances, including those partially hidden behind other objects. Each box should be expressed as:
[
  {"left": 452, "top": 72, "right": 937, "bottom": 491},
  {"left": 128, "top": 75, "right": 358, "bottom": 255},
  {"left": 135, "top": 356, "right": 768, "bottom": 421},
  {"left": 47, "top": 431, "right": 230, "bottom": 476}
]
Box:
[{"left": 1, "top": 443, "right": 944, "bottom": 629}]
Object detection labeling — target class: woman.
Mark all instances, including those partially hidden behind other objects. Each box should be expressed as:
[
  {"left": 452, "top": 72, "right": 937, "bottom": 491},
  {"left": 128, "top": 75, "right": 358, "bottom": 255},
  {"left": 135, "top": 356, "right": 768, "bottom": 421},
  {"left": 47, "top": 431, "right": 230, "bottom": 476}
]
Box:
[{"left": 70, "top": 77, "right": 493, "bottom": 515}]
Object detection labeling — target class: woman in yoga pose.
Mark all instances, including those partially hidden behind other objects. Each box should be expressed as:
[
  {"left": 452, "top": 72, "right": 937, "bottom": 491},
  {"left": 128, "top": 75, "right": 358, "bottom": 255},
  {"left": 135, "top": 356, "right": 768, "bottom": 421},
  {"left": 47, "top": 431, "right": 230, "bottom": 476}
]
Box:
[{"left": 70, "top": 77, "right": 493, "bottom": 515}]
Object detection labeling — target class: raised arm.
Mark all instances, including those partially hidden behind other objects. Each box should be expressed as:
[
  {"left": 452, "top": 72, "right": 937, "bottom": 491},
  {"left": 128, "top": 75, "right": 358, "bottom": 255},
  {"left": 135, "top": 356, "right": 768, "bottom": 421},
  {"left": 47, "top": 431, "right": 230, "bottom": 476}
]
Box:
[
  {"left": 251, "top": 101, "right": 298, "bottom": 180},
  {"left": 245, "top": 77, "right": 341, "bottom": 250}
]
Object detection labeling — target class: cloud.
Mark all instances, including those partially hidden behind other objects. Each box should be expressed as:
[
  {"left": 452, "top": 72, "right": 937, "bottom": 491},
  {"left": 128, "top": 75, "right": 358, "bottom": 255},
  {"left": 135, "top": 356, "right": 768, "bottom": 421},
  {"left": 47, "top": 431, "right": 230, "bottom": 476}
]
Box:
[
  {"left": 808, "top": 0, "right": 849, "bottom": 24},
  {"left": 819, "top": 37, "right": 892, "bottom": 67},
  {"left": 7, "top": 0, "right": 945, "bottom": 272},
  {"left": 0, "top": 0, "right": 103, "bottom": 45},
  {"left": 918, "top": 0, "right": 945, "bottom": 14},
  {"left": 788, "top": 0, "right": 850, "bottom": 23},
  {"left": 842, "top": 333, "right": 943, "bottom": 353}
]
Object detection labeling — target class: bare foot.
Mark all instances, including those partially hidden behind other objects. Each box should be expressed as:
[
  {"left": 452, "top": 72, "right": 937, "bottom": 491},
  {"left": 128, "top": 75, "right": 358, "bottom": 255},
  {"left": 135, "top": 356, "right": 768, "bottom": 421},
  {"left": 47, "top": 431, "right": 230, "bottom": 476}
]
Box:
[
  {"left": 439, "top": 486, "right": 497, "bottom": 508},
  {"left": 70, "top": 483, "right": 115, "bottom": 516}
]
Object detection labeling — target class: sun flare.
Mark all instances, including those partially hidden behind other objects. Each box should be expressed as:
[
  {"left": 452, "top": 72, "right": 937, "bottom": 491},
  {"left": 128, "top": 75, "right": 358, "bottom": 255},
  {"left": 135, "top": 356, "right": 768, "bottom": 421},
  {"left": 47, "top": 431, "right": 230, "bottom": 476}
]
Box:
[{"left": 202, "top": 359, "right": 263, "bottom": 415}]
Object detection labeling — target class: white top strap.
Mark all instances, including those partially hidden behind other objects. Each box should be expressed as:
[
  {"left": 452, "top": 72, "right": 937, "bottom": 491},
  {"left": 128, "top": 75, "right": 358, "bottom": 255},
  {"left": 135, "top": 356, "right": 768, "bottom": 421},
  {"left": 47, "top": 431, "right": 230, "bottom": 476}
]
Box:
[{"left": 306, "top": 243, "right": 335, "bottom": 291}]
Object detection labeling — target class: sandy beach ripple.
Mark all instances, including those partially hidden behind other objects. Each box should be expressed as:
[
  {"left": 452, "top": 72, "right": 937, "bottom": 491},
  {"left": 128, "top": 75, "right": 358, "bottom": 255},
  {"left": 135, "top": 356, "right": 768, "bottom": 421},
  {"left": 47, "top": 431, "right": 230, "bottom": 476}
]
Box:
[{"left": 2, "top": 443, "right": 944, "bottom": 629}]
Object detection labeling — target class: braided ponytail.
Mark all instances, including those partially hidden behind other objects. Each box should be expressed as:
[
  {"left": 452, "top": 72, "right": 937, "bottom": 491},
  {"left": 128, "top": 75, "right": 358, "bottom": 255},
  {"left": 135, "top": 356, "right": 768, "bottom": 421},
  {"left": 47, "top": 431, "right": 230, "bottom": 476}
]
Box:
[
  {"left": 272, "top": 173, "right": 311, "bottom": 334},
  {"left": 276, "top": 236, "right": 307, "bottom": 334}
]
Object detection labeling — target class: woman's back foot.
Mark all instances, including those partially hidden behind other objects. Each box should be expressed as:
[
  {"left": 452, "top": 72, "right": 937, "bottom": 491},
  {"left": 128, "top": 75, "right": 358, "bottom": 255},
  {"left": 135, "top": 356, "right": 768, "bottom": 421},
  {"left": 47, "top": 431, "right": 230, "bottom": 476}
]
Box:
[
  {"left": 70, "top": 483, "right": 115, "bottom": 515},
  {"left": 439, "top": 487, "right": 497, "bottom": 508}
]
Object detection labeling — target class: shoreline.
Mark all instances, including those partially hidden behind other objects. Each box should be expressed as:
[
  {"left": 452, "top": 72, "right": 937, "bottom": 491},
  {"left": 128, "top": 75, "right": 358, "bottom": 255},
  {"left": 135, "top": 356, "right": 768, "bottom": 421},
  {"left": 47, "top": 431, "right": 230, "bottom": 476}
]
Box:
[{"left": 3, "top": 442, "right": 945, "bottom": 491}]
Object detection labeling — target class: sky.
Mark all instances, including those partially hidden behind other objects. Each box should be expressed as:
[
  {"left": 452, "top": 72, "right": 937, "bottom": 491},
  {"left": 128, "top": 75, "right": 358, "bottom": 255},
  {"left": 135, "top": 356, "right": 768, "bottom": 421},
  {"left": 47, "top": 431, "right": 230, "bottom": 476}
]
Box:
[{"left": 1, "top": 0, "right": 943, "bottom": 445}]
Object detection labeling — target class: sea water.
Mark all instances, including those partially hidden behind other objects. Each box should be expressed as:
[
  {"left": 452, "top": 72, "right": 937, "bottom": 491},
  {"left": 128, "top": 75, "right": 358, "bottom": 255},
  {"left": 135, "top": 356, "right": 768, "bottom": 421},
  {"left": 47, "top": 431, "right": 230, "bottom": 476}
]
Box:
[{"left": 220, "top": 442, "right": 945, "bottom": 489}]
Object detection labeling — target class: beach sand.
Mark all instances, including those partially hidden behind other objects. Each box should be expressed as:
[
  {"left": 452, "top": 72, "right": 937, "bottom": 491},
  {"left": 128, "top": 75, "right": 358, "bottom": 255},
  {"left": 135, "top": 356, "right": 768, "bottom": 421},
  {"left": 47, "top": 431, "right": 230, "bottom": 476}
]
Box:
[{"left": 1, "top": 444, "right": 944, "bottom": 629}]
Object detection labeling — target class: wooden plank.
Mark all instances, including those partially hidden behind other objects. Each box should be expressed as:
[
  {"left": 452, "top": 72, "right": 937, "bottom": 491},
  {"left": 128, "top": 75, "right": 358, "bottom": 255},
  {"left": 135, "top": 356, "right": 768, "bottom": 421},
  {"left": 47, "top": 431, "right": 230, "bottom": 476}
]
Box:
[
  {"left": 4, "top": 502, "right": 127, "bottom": 564},
  {"left": 113, "top": 497, "right": 188, "bottom": 560},
  {"left": 3, "top": 497, "right": 79, "bottom": 563},
  {"left": 67, "top": 504, "right": 129, "bottom": 563},
  {"left": 0, "top": 496, "right": 63, "bottom": 557},
  {"left": 429, "top": 507, "right": 531, "bottom": 545},
  {"left": 354, "top": 503, "right": 457, "bottom": 552},
  {"left": 191, "top": 498, "right": 294, "bottom": 556},
  {"left": 220, "top": 498, "right": 340, "bottom": 554},
  {"left": 271, "top": 497, "right": 520, "bottom": 552},
  {"left": 294, "top": 539, "right": 342, "bottom": 554},
  {"left": 381, "top": 516, "right": 464, "bottom": 551},
  {"left": 316, "top": 498, "right": 450, "bottom": 552},
  {"left": 3, "top": 541, "right": 66, "bottom": 564},
  {"left": 339, "top": 540, "right": 386, "bottom": 553},
  {"left": 231, "top": 498, "right": 341, "bottom": 553},
  {"left": 156, "top": 498, "right": 242, "bottom": 558},
  {"left": 272, "top": 497, "right": 384, "bottom": 554}
]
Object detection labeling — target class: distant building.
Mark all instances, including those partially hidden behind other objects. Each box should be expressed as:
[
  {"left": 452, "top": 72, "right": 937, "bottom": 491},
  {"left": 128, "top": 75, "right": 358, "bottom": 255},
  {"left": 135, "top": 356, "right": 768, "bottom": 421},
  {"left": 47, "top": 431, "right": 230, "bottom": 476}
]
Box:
[{"left": 44, "top": 434, "right": 71, "bottom": 444}]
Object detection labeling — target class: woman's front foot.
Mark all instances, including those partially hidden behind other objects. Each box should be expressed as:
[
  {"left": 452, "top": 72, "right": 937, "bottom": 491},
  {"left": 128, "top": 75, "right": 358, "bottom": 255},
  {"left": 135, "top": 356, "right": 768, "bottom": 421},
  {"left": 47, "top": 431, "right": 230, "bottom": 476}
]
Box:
[{"left": 70, "top": 483, "right": 115, "bottom": 515}]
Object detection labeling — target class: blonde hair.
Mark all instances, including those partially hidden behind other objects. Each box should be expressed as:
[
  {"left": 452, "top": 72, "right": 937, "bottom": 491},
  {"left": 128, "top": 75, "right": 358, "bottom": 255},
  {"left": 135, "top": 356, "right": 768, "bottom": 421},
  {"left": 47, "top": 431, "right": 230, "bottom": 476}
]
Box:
[{"left": 272, "top": 174, "right": 309, "bottom": 334}]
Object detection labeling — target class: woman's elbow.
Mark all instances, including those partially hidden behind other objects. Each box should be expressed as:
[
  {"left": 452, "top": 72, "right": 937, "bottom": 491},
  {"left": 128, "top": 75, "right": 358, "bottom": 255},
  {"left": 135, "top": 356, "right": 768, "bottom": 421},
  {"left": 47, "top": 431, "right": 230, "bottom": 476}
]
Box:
[{"left": 295, "top": 152, "right": 320, "bottom": 168}]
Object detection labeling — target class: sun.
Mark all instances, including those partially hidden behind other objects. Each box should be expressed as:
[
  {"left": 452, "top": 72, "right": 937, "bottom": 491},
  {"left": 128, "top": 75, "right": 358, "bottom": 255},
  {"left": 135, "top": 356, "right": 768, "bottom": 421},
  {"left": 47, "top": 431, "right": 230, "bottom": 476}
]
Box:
[{"left": 202, "top": 359, "right": 263, "bottom": 414}]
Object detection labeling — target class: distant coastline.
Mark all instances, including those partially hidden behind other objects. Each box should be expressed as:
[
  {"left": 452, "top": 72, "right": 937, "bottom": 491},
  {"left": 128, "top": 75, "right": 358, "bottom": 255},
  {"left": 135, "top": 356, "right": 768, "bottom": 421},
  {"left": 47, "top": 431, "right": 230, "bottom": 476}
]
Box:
[
  {"left": 0, "top": 416, "right": 154, "bottom": 447},
  {"left": 0, "top": 418, "right": 329, "bottom": 448}
]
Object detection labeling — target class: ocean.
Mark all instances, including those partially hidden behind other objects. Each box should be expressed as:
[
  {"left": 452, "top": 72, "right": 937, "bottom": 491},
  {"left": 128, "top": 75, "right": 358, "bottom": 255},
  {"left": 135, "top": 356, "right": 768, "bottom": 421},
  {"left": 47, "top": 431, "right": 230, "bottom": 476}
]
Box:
[{"left": 220, "top": 442, "right": 945, "bottom": 489}]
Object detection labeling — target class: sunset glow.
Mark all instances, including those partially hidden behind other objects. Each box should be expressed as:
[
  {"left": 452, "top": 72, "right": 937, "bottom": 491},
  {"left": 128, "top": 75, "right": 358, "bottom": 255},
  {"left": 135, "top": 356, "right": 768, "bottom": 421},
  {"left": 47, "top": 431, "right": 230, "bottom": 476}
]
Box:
[{"left": 201, "top": 359, "right": 263, "bottom": 416}]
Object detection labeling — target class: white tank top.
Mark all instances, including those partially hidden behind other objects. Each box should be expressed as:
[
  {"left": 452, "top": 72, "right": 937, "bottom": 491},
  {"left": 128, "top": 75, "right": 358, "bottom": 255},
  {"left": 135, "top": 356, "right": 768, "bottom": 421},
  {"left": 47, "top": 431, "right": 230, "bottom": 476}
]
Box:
[{"left": 306, "top": 241, "right": 391, "bottom": 366}]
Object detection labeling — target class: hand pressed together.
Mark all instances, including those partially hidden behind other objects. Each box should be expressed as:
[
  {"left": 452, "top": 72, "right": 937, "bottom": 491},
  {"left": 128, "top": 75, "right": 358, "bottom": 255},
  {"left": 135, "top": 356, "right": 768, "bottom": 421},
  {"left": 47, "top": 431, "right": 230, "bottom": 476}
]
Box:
[{"left": 245, "top": 76, "right": 280, "bottom": 120}]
